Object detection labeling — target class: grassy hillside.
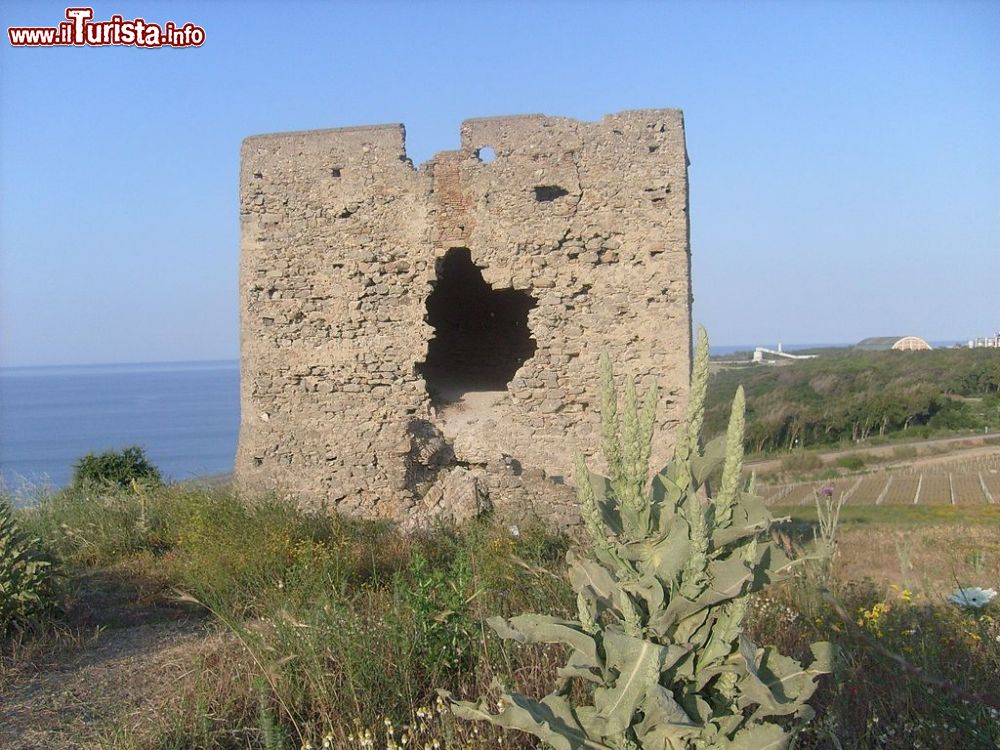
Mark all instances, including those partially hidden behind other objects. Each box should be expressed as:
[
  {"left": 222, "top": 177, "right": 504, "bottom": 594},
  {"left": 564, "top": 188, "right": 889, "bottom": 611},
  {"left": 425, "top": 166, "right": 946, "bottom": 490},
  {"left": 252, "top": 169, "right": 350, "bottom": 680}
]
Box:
[
  {"left": 706, "top": 349, "right": 1000, "bottom": 453},
  {"left": 3, "top": 483, "right": 999, "bottom": 750}
]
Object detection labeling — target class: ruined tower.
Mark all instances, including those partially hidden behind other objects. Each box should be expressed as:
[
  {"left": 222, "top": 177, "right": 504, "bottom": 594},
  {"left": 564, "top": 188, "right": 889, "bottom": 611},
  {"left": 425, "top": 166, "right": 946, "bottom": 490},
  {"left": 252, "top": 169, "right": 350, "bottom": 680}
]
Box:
[{"left": 237, "top": 110, "right": 691, "bottom": 525}]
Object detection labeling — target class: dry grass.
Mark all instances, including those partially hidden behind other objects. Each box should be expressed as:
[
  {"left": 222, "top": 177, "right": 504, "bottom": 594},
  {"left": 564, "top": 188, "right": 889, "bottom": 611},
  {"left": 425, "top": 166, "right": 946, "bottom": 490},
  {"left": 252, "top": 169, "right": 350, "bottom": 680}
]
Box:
[
  {"left": 3, "top": 484, "right": 999, "bottom": 750},
  {"left": 832, "top": 524, "right": 999, "bottom": 591}
]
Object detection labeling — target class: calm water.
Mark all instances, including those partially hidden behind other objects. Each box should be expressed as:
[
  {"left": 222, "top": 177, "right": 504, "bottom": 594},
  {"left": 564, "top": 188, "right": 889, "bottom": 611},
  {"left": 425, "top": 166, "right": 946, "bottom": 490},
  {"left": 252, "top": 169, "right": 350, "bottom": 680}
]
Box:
[{"left": 0, "top": 361, "right": 239, "bottom": 495}]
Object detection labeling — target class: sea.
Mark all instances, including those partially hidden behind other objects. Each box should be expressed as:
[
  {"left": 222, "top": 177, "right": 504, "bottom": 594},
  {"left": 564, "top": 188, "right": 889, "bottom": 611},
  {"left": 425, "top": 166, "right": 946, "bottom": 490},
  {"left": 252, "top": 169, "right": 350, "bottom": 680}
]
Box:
[
  {"left": 0, "top": 361, "right": 239, "bottom": 500},
  {"left": 0, "top": 341, "right": 966, "bottom": 500}
]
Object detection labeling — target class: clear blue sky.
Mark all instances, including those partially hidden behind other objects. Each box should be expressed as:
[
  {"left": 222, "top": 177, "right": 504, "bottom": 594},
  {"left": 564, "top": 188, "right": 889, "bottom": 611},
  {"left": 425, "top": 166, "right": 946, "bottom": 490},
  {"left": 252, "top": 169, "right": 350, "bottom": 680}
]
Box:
[{"left": 1, "top": 0, "right": 997, "bottom": 366}]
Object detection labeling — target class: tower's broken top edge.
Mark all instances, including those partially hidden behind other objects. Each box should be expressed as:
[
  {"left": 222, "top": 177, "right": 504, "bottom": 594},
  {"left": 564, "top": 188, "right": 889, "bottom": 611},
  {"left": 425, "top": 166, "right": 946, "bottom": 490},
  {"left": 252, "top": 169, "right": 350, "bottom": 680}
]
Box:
[
  {"left": 461, "top": 108, "right": 683, "bottom": 126},
  {"left": 242, "top": 108, "right": 684, "bottom": 144},
  {"left": 243, "top": 122, "right": 405, "bottom": 145}
]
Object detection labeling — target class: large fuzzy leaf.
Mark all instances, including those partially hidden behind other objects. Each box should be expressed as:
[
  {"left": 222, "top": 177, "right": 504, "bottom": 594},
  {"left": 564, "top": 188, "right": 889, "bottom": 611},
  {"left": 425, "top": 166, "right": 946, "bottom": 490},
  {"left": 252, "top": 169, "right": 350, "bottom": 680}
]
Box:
[
  {"left": 591, "top": 635, "right": 663, "bottom": 735},
  {"left": 757, "top": 647, "right": 826, "bottom": 704},
  {"left": 691, "top": 434, "right": 726, "bottom": 485},
  {"left": 558, "top": 649, "right": 606, "bottom": 685},
  {"left": 736, "top": 636, "right": 832, "bottom": 720},
  {"left": 577, "top": 631, "right": 690, "bottom": 738},
  {"left": 711, "top": 510, "right": 770, "bottom": 549},
  {"left": 638, "top": 518, "right": 691, "bottom": 585},
  {"left": 568, "top": 551, "right": 620, "bottom": 611},
  {"left": 651, "top": 470, "right": 684, "bottom": 511},
  {"left": 444, "top": 690, "right": 612, "bottom": 750},
  {"left": 622, "top": 573, "right": 666, "bottom": 618},
  {"left": 704, "top": 554, "right": 754, "bottom": 600},
  {"left": 750, "top": 544, "right": 800, "bottom": 589},
  {"left": 726, "top": 722, "right": 790, "bottom": 750},
  {"left": 697, "top": 600, "right": 745, "bottom": 675},
  {"left": 668, "top": 607, "right": 712, "bottom": 650},
  {"left": 488, "top": 615, "right": 600, "bottom": 666},
  {"left": 634, "top": 684, "right": 703, "bottom": 749},
  {"left": 650, "top": 555, "right": 752, "bottom": 632},
  {"left": 586, "top": 471, "right": 623, "bottom": 536}
]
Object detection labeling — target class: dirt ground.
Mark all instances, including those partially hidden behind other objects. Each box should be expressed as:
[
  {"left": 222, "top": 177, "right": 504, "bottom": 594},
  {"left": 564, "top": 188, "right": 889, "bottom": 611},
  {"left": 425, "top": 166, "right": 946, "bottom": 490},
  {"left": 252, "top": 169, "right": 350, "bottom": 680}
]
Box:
[
  {"left": 749, "top": 434, "right": 1000, "bottom": 475},
  {"left": 831, "top": 523, "right": 1000, "bottom": 591},
  {"left": 0, "top": 572, "right": 211, "bottom": 750}
]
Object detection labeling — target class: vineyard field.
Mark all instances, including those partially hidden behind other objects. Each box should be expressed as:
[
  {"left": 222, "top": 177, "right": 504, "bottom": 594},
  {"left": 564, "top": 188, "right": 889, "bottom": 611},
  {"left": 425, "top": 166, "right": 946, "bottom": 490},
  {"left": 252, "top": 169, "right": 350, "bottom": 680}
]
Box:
[{"left": 758, "top": 451, "right": 1000, "bottom": 506}]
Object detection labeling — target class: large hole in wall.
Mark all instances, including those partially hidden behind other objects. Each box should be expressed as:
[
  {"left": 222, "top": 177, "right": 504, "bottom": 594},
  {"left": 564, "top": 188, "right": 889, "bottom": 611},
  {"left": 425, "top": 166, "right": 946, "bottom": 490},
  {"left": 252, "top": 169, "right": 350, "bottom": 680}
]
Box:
[{"left": 419, "top": 247, "right": 536, "bottom": 405}]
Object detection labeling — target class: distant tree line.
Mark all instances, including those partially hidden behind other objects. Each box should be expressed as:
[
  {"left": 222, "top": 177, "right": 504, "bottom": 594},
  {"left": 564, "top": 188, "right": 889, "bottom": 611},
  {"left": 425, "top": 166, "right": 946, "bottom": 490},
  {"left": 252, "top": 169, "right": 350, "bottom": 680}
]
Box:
[{"left": 704, "top": 349, "right": 1000, "bottom": 453}]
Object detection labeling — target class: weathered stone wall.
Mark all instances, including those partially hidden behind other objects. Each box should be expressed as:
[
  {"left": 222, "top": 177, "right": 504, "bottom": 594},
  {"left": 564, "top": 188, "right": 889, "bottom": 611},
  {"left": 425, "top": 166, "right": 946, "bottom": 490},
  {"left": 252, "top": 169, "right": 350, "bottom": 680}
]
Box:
[{"left": 237, "top": 110, "right": 691, "bottom": 526}]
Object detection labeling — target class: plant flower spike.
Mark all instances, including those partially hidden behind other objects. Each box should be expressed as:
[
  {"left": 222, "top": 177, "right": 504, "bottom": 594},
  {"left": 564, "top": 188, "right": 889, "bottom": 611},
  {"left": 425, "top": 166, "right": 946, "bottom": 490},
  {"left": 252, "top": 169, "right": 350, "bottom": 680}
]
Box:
[
  {"left": 440, "top": 328, "right": 833, "bottom": 750},
  {"left": 947, "top": 587, "right": 998, "bottom": 609}
]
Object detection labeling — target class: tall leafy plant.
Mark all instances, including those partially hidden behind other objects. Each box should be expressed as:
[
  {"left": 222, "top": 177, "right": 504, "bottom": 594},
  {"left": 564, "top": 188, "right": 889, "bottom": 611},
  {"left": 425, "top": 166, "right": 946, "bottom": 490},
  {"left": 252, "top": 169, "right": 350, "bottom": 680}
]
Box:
[
  {"left": 441, "top": 328, "right": 832, "bottom": 749},
  {"left": 1, "top": 497, "right": 58, "bottom": 636}
]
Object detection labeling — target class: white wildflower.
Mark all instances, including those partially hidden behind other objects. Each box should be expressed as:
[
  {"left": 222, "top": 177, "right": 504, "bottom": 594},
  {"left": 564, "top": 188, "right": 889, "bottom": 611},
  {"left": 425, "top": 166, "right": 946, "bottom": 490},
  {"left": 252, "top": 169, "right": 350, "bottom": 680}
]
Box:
[{"left": 947, "top": 587, "right": 997, "bottom": 609}]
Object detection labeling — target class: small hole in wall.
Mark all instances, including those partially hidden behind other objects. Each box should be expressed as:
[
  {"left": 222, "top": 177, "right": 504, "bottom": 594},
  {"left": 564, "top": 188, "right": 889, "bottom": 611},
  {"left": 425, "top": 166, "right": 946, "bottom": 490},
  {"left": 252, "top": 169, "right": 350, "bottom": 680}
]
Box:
[
  {"left": 534, "top": 185, "right": 569, "bottom": 202},
  {"left": 476, "top": 145, "right": 497, "bottom": 164},
  {"left": 330, "top": 168, "right": 342, "bottom": 178}
]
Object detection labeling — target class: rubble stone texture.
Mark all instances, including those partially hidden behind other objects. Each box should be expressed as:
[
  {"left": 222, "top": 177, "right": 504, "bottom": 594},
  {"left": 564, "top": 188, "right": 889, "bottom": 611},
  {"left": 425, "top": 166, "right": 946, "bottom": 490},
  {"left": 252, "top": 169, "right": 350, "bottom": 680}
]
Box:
[{"left": 237, "top": 110, "right": 692, "bottom": 526}]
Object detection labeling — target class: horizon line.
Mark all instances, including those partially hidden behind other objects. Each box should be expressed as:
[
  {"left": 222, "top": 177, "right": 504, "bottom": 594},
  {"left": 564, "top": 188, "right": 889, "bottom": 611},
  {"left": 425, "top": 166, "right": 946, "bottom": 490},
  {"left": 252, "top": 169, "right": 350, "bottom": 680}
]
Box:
[
  {"left": 1, "top": 338, "right": 975, "bottom": 370},
  {"left": 0, "top": 357, "right": 240, "bottom": 372}
]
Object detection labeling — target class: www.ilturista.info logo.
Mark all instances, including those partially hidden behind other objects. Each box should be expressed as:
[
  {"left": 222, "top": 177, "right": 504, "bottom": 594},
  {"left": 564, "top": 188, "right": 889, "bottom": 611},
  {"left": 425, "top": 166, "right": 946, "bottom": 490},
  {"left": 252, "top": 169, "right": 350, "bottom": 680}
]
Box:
[{"left": 8, "top": 7, "right": 205, "bottom": 48}]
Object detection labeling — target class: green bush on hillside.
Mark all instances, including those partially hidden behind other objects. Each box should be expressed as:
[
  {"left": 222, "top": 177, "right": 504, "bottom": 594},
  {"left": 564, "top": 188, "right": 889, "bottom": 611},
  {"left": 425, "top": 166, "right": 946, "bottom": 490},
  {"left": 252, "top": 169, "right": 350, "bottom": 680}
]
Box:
[
  {"left": 781, "top": 450, "right": 823, "bottom": 472},
  {"left": 71, "top": 445, "right": 163, "bottom": 489},
  {"left": 706, "top": 349, "right": 1000, "bottom": 453},
  {"left": 927, "top": 399, "right": 979, "bottom": 431},
  {"left": 836, "top": 454, "right": 867, "bottom": 471}
]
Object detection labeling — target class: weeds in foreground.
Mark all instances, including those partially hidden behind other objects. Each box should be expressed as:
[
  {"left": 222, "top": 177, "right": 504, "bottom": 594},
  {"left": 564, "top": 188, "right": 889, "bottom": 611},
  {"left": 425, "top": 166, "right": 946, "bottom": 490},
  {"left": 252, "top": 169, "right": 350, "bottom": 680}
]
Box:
[
  {"left": 811, "top": 484, "right": 847, "bottom": 584},
  {"left": 4, "top": 487, "right": 998, "bottom": 748},
  {"left": 747, "top": 579, "right": 1000, "bottom": 749}
]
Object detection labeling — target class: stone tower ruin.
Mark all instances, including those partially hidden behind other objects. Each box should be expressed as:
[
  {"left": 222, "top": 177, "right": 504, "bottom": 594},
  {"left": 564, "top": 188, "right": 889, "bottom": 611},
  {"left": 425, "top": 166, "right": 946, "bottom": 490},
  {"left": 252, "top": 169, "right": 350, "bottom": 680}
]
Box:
[{"left": 236, "top": 109, "right": 692, "bottom": 526}]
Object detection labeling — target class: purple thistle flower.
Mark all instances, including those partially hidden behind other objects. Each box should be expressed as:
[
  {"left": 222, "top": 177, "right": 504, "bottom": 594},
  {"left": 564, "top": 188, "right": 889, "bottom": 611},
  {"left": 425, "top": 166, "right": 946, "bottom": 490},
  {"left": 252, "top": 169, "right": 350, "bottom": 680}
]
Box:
[{"left": 820, "top": 484, "right": 835, "bottom": 497}]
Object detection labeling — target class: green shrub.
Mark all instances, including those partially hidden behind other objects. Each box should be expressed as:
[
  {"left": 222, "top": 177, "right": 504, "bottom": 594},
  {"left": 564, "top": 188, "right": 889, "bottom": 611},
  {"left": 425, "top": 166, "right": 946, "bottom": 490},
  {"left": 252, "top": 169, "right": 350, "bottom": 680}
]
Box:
[
  {"left": 836, "top": 453, "right": 867, "bottom": 471},
  {"left": 0, "top": 497, "right": 59, "bottom": 636},
  {"left": 781, "top": 450, "right": 822, "bottom": 472},
  {"left": 927, "top": 399, "right": 980, "bottom": 431},
  {"left": 393, "top": 546, "right": 477, "bottom": 678},
  {"left": 705, "top": 348, "right": 1000, "bottom": 453},
  {"left": 71, "top": 445, "right": 163, "bottom": 489}
]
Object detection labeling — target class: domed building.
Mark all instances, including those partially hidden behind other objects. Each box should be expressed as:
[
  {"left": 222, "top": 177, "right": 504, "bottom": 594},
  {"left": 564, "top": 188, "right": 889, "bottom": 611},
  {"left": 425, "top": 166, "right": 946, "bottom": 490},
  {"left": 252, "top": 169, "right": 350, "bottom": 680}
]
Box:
[{"left": 855, "top": 336, "right": 933, "bottom": 352}]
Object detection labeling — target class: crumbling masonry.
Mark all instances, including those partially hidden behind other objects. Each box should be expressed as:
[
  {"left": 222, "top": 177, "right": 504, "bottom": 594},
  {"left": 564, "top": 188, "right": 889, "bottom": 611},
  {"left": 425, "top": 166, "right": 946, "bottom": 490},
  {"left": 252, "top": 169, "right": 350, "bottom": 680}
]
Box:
[{"left": 236, "top": 109, "right": 692, "bottom": 527}]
